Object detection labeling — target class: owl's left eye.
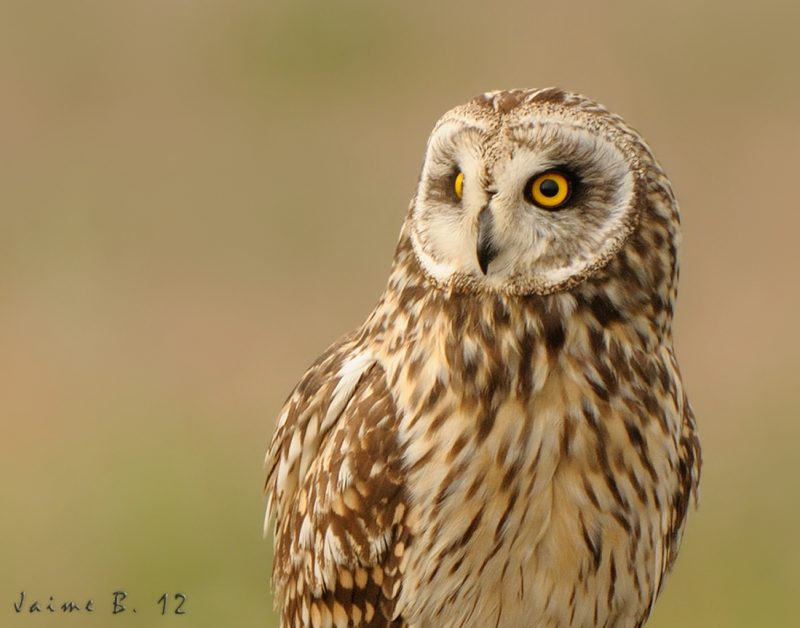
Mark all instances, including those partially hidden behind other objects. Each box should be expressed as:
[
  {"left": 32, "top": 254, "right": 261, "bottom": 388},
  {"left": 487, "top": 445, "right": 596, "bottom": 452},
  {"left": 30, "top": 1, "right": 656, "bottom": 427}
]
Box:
[
  {"left": 454, "top": 171, "right": 464, "bottom": 200},
  {"left": 526, "top": 170, "right": 572, "bottom": 210}
]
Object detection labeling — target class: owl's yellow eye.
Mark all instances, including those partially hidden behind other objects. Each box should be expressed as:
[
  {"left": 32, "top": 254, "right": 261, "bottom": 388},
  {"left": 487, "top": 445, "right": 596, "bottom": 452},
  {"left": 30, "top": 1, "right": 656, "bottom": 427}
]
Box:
[
  {"left": 454, "top": 171, "right": 464, "bottom": 199},
  {"left": 528, "top": 171, "right": 571, "bottom": 210}
]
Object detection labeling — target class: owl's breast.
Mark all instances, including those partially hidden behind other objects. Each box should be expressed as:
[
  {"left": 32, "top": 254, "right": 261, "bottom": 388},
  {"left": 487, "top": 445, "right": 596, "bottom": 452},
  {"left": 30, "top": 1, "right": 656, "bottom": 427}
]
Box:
[{"left": 389, "top": 347, "right": 679, "bottom": 627}]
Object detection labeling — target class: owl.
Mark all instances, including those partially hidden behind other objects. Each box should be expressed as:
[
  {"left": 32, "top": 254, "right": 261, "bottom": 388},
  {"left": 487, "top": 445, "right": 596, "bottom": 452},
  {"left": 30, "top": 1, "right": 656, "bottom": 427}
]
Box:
[{"left": 264, "top": 88, "right": 701, "bottom": 627}]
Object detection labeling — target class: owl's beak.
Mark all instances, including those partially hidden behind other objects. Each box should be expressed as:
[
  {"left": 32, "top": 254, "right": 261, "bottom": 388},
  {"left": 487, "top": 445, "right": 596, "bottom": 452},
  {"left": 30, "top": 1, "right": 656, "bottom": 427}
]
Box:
[{"left": 476, "top": 205, "right": 499, "bottom": 274}]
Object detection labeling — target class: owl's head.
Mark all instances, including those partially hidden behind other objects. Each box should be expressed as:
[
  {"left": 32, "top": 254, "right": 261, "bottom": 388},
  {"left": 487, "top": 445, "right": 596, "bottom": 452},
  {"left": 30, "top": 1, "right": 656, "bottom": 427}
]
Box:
[{"left": 407, "top": 88, "right": 678, "bottom": 298}]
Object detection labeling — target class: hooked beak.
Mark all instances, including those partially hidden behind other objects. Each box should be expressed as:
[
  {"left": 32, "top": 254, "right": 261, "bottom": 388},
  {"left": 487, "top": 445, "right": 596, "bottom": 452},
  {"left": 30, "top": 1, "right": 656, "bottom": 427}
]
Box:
[{"left": 476, "top": 205, "right": 499, "bottom": 275}]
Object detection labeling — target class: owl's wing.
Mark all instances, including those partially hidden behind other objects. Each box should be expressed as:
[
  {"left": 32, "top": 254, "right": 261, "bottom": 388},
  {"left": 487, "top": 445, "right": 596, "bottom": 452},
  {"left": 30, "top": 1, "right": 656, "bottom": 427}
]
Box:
[
  {"left": 650, "top": 365, "right": 702, "bottom": 617},
  {"left": 663, "top": 393, "right": 702, "bottom": 573},
  {"left": 264, "top": 334, "right": 408, "bottom": 627}
]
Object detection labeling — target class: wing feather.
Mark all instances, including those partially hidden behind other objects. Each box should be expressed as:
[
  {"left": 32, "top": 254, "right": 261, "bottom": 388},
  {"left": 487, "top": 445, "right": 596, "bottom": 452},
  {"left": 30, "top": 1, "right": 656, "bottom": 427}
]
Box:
[{"left": 265, "top": 335, "right": 409, "bottom": 627}]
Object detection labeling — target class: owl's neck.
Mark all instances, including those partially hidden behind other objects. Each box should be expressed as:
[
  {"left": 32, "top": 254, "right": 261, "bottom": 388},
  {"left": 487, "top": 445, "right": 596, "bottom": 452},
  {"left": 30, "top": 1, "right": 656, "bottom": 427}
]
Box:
[{"left": 370, "top": 226, "right": 673, "bottom": 362}]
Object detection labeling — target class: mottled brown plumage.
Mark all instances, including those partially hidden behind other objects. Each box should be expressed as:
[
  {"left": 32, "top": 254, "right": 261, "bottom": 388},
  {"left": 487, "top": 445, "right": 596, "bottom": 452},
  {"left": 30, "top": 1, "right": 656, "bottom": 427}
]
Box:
[{"left": 264, "top": 88, "right": 701, "bottom": 627}]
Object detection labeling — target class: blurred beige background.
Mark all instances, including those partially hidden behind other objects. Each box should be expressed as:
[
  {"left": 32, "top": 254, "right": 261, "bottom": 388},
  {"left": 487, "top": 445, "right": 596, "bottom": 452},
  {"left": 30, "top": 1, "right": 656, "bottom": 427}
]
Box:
[{"left": 2, "top": 1, "right": 799, "bottom": 626}]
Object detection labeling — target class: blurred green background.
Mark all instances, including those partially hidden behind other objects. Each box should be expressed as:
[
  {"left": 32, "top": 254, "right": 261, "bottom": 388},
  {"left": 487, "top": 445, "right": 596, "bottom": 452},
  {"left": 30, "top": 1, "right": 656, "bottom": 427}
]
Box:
[{"left": 2, "top": 1, "right": 798, "bottom": 626}]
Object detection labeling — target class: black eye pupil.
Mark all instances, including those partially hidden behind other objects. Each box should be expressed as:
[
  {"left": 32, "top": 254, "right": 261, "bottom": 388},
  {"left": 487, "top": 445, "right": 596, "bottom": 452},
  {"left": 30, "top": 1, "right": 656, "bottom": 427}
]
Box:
[{"left": 539, "top": 179, "right": 560, "bottom": 197}]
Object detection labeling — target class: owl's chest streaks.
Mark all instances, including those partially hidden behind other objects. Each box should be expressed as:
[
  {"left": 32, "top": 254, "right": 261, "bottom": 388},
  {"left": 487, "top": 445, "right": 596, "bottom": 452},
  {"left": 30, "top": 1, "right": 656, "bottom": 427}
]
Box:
[{"left": 376, "top": 292, "right": 677, "bottom": 626}]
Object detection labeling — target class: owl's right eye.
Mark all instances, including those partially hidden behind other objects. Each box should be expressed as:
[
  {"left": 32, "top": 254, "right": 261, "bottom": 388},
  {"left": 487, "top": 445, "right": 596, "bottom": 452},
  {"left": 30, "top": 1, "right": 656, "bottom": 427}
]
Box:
[{"left": 454, "top": 171, "right": 464, "bottom": 200}]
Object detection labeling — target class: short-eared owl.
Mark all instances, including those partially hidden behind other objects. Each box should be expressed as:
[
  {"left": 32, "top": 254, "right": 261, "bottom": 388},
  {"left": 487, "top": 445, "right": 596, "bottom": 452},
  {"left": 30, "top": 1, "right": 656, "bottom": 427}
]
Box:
[{"left": 264, "top": 88, "right": 701, "bottom": 627}]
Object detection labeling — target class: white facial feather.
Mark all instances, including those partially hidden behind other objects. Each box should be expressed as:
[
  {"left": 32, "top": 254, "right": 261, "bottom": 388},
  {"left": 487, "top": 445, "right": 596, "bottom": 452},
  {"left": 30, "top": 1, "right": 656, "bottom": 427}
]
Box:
[{"left": 410, "top": 104, "right": 643, "bottom": 296}]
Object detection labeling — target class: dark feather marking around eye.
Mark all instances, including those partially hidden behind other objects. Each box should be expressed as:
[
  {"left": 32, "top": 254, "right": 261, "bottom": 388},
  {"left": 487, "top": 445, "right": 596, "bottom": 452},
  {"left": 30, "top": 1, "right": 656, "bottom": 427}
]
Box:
[
  {"left": 509, "top": 131, "right": 624, "bottom": 205},
  {"left": 425, "top": 169, "right": 462, "bottom": 204}
]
